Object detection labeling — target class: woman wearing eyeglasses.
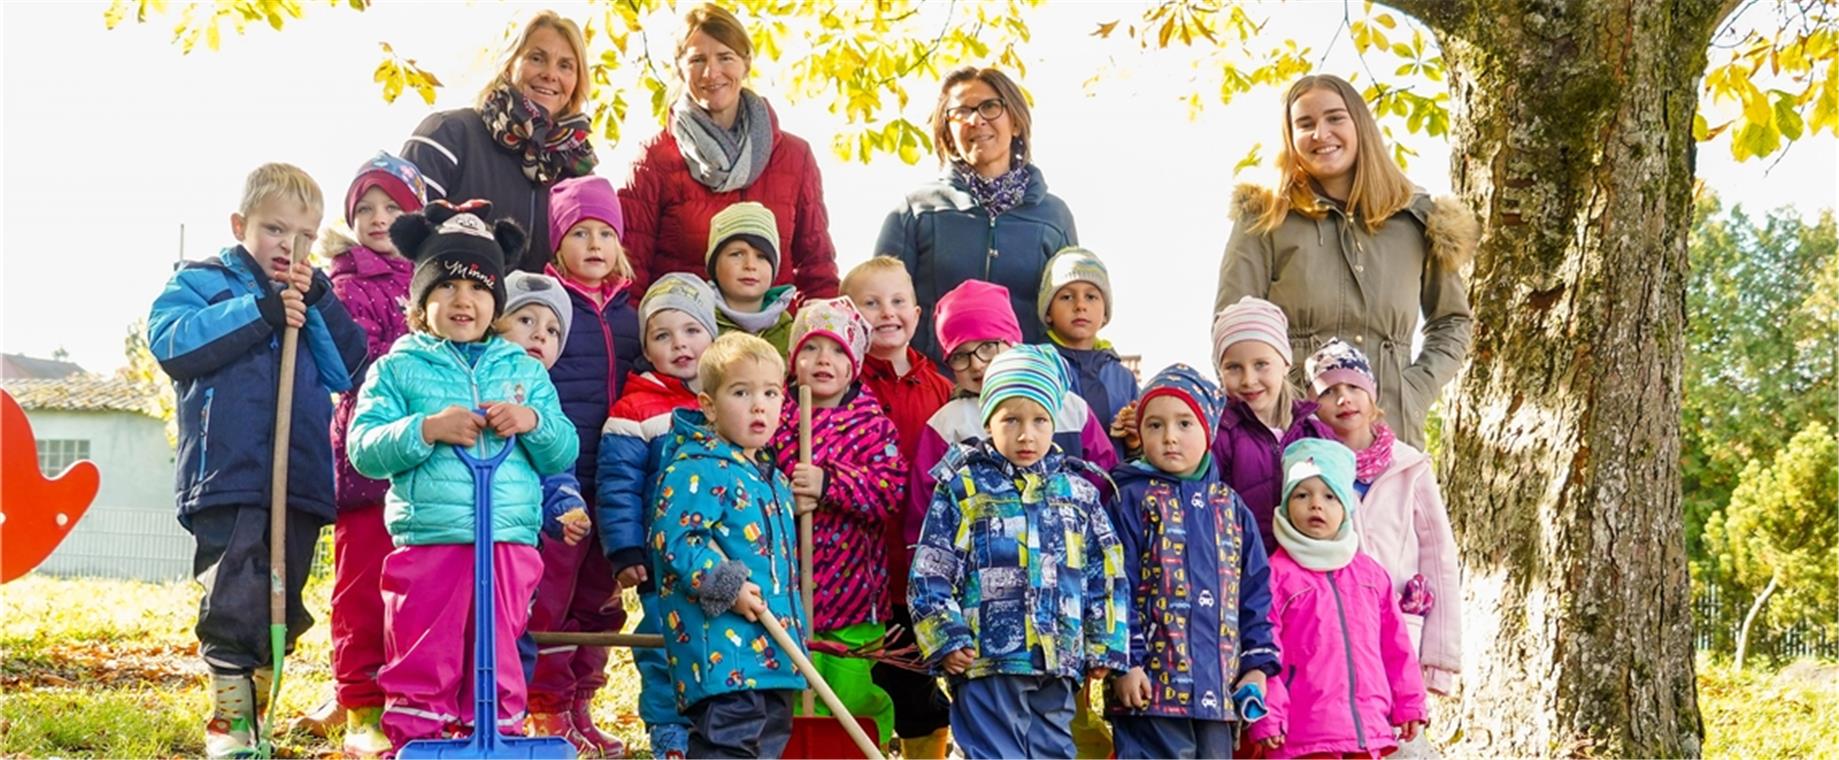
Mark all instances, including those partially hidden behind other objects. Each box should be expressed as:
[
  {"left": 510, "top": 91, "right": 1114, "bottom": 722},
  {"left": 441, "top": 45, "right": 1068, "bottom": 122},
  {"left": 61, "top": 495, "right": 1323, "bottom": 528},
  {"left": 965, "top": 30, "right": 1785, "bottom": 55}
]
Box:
[
  {"left": 619, "top": 3, "right": 840, "bottom": 296},
  {"left": 875, "top": 66, "right": 1080, "bottom": 365}
]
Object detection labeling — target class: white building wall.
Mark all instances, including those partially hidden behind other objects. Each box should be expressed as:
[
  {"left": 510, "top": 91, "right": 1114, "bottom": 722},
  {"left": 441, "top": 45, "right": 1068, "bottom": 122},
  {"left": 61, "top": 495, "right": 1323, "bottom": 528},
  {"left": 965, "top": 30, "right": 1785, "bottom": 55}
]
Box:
[{"left": 29, "top": 410, "right": 192, "bottom": 581}]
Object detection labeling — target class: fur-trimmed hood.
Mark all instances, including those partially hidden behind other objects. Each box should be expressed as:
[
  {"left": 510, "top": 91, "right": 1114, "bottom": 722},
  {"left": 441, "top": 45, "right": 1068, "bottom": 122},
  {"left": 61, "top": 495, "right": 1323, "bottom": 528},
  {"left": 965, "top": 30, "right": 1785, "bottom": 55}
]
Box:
[
  {"left": 1229, "top": 182, "right": 1478, "bottom": 269},
  {"left": 317, "top": 224, "right": 361, "bottom": 261}
]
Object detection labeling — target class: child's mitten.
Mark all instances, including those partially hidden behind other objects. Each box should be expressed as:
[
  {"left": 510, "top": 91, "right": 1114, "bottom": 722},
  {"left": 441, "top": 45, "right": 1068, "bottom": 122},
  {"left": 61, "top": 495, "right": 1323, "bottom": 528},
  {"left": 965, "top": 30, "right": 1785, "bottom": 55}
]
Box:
[{"left": 1399, "top": 573, "right": 1435, "bottom": 616}]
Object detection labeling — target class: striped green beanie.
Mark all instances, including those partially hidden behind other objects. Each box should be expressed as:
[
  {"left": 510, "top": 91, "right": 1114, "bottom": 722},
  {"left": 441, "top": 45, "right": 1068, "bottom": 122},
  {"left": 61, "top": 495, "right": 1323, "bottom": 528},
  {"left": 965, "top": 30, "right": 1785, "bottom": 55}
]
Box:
[
  {"left": 979, "top": 344, "right": 1070, "bottom": 425},
  {"left": 705, "top": 201, "right": 781, "bottom": 280}
]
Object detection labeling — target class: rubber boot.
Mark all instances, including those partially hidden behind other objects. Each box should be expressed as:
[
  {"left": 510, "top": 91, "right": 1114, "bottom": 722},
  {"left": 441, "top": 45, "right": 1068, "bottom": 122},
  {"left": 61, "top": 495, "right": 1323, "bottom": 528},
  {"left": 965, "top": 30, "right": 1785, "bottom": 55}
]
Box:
[
  {"left": 572, "top": 697, "right": 628, "bottom": 758},
  {"left": 527, "top": 710, "right": 595, "bottom": 757},
  {"left": 342, "top": 706, "right": 393, "bottom": 759},
  {"left": 250, "top": 668, "right": 273, "bottom": 720},
  {"left": 899, "top": 727, "right": 951, "bottom": 760},
  {"left": 1070, "top": 681, "right": 1113, "bottom": 759},
  {"left": 204, "top": 674, "right": 259, "bottom": 759}
]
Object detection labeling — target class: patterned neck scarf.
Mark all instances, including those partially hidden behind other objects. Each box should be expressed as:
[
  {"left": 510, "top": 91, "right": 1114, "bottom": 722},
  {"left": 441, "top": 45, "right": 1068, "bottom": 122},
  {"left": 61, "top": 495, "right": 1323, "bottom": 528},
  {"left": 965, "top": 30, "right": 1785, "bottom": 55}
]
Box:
[
  {"left": 1354, "top": 422, "right": 1396, "bottom": 483},
  {"left": 953, "top": 155, "right": 1031, "bottom": 217},
  {"left": 479, "top": 84, "right": 598, "bottom": 185}
]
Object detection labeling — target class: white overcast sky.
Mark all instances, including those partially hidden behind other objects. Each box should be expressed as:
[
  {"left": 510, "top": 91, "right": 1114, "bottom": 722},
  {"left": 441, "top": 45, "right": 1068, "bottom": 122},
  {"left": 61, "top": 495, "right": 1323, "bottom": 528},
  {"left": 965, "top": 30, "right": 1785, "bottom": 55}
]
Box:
[{"left": 3, "top": 1, "right": 1833, "bottom": 377}]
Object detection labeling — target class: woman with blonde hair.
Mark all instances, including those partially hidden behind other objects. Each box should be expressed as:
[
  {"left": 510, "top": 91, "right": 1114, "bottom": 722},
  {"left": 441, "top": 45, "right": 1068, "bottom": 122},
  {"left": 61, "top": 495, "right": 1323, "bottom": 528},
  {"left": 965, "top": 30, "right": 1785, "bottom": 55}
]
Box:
[
  {"left": 620, "top": 3, "right": 839, "bottom": 298},
  {"left": 1213, "top": 73, "right": 1478, "bottom": 450},
  {"left": 401, "top": 10, "right": 599, "bottom": 271}
]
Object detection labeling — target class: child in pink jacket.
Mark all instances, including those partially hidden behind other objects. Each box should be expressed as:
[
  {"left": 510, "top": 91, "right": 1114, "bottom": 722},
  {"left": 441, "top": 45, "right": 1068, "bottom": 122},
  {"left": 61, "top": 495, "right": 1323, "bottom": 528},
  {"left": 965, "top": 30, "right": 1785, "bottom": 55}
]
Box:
[
  {"left": 1307, "top": 340, "right": 1461, "bottom": 697},
  {"left": 1248, "top": 439, "right": 1428, "bottom": 758}
]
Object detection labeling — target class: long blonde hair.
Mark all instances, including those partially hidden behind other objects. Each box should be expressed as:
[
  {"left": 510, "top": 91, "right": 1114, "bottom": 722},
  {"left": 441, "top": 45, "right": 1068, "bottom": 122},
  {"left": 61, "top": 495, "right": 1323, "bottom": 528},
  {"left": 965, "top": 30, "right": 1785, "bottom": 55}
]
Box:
[
  {"left": 477, "top": 11, "right": 590, "bottom": 119},
  {"left": 1257, "top": 74, "right": 1415, "bottom": 234}
]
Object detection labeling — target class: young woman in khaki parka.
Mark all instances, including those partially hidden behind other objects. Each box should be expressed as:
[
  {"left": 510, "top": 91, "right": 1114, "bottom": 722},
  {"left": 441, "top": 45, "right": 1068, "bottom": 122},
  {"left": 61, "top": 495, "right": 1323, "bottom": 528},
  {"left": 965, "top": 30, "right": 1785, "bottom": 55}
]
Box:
[{"left": 1213, "top": 73, "right": 1479, "bottom": 450}]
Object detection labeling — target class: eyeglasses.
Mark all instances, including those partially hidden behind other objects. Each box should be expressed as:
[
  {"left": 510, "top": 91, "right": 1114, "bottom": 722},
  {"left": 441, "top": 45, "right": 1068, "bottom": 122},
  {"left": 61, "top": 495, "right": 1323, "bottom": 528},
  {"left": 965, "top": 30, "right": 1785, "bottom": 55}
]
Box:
[
  {"left": 946, "top": 341, "right": 1004, "bottom": 371},
  {"left": 945, "top": 98, "right": 1006, "bottom": 124}
]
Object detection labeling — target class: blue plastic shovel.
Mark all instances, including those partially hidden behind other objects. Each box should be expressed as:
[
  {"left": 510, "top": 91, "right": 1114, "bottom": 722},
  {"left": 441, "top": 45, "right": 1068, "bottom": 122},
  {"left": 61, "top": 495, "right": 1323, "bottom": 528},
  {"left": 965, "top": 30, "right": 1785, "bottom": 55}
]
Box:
[{"left": 397, "top": 435, "right": 575, "bottom": 759}]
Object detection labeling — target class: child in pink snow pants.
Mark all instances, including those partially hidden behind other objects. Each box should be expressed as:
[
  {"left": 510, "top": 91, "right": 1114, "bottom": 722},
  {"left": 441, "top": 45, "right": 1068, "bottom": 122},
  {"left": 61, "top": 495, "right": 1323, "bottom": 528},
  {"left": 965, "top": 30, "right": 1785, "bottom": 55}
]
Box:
[{"left": 346, "top": 201, "right": 580, "bottom": 748}]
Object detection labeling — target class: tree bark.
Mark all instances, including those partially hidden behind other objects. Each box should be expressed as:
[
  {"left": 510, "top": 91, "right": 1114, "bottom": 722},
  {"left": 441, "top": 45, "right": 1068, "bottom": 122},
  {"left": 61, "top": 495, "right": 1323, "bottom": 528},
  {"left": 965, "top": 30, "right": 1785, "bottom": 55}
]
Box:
[{"left": 1386, "top": 0, "right": 1733, "bottom": 754}]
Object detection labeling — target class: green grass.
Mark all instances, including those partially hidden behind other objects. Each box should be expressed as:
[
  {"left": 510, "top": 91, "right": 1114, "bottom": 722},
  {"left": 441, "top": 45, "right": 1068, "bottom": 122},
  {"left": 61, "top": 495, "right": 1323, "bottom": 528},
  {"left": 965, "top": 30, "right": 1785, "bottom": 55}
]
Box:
[
  {"left": 5, "top": 572, "right": 1834, "bottom": 758},
  {"left": 1, "top": 567, "right": 649, "bottom": 758},
  {"left": 1699, "top": 653, "right": 1839, "bottom": 759}
]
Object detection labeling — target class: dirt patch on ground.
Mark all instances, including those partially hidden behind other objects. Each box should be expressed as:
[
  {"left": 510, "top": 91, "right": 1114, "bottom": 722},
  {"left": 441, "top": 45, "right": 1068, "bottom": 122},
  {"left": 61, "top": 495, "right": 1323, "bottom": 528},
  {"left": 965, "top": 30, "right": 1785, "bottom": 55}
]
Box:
[
  {"left": 0, "top": 640, "right": 205, "bottom": 689},
  {"left": 1773, "top": 659, "right": 1839, "bottom": 690}
]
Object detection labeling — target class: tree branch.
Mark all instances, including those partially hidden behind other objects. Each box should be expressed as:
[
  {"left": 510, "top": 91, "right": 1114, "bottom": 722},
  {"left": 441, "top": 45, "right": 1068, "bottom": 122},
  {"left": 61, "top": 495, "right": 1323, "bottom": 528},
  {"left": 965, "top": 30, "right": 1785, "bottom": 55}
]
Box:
[
  {"left": 878, "top": 0, "right": 957, "bottom": 87},
  {"left": 1381, "top": 0, "right": 1458, "bottom": 35}
]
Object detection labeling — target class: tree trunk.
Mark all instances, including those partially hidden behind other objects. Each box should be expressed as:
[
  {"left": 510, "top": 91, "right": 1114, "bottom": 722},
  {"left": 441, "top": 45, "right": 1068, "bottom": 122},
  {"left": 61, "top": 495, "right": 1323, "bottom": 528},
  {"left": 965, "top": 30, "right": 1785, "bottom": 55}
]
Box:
[
  {"left": 1733, "top": 574, "right": 1779, "bottom": 672},
  {"left": 1389, "top": 0, "right": 1735, "bottom": 755}
]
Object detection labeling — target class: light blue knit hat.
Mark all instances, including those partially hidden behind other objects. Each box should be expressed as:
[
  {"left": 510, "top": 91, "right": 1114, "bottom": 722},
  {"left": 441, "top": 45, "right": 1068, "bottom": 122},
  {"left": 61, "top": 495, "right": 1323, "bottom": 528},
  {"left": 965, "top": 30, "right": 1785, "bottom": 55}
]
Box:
[{"left": 978, "top": 344, "right": 1069, "bottom": 425}]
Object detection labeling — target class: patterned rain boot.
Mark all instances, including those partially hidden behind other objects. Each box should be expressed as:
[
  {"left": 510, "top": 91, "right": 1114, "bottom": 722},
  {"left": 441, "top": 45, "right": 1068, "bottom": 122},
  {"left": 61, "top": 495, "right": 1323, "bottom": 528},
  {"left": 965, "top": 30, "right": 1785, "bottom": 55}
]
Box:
[
  {"left": 343, "top": 706, "right": 393, "bottom": 759},
  {"left": 648, "top": 723, "right": 689, "bottom": 760},
  {"left": 899, "top": 727, "right": 951, "bottom": 760},
  {"left": 571, "top": 698, "right": 627, "bottom": 759},
  {"left": 204, "top": 674, "right": 259, "bottom": 759},
  {"left": 527, "top": 709, "right": 595, "bottom": 757},
  {"left": 250, "top": 668, "right": 273, "bottom": 719}
]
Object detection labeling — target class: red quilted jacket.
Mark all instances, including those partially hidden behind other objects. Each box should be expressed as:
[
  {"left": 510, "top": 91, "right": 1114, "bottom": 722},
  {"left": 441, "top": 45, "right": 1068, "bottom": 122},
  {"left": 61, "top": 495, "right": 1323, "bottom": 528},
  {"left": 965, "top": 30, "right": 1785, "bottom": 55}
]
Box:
[{"left": 618, "top": 102, "right": 839, "bottom": 298}]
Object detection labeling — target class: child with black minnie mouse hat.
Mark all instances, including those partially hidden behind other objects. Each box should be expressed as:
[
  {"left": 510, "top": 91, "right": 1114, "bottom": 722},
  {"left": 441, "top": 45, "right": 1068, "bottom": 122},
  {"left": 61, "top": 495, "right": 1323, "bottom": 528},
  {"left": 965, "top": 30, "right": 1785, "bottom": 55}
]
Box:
[{"left": 345, "top": 200, "right": 583, "bottom": 750}]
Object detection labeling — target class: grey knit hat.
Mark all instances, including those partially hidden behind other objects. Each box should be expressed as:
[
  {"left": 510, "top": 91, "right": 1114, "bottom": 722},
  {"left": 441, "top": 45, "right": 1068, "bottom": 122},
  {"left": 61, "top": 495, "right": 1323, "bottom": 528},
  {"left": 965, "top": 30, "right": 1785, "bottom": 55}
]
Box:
[
  {"left": 502, "top": 272, "right": 573, "bottom": 354},
  {"left": 641, "top": 273, "right": 720, "bottom": 338},
  {"left": 1037, "top": 246, "right": 1114, "bottom": 325}
]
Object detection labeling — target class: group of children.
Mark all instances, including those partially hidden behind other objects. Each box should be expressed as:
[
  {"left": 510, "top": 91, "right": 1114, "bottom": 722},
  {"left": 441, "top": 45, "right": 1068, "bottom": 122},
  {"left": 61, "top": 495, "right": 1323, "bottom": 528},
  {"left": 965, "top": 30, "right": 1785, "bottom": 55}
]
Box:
[{"left": 153, "top": 157, "right": 1461, "bottom": 760}]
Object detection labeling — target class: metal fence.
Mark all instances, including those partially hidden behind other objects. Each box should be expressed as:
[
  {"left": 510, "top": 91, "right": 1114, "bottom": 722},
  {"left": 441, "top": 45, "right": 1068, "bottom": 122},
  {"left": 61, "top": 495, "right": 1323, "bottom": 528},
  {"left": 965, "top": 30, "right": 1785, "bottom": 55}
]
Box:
[{"left": 1693, "top": 581, "right": 1839, "bottom": 660}]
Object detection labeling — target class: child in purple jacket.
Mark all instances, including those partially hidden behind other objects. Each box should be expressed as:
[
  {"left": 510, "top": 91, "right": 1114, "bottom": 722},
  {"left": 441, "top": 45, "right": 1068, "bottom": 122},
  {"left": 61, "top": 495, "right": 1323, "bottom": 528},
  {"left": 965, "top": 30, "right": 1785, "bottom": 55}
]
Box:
[
  {"left": 1247, "top": 439, "right": 1428, "bottom": 758},
  {"left": 324, "top": 151, "right": 426, "bottom": 757},
  {"left": 1211, "top": 296, "right": 1333, "bottom": 553},
  {"left": 769, "top": 296, "right": 904, "bottom": 745}
]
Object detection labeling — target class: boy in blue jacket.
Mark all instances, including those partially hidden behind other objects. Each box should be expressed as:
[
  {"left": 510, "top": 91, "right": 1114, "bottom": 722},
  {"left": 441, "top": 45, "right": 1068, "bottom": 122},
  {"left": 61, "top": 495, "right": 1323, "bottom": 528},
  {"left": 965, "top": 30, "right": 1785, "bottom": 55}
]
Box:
[
  {"left": 147, "top": 162, "right": 367, "bottom": 758},
  {"left": 1103, "top": 364, "right": 1278, "bottom": 759},
  {"left": 1038, "top": 247, "right": 1139, "bottom": 459},
  {"left": 908, "top": 344, "right": 1129, "bottom": 760},
  {"left": 649, "top": 332, "right": 808, "bottom": 758}
]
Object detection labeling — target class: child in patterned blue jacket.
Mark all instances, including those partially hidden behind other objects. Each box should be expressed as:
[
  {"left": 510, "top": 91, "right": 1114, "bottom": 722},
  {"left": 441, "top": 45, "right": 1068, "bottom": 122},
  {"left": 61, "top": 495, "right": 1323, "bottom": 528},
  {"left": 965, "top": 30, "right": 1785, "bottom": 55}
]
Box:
[
  {"left": 908, "top": 344, "right": 1128, "bottom": 760},
  {"left": 1104, "top": 364, "right": 1278, "bottom": 759},
  {"left": 649, "top": 333, "right": 809, "bottom": 758}
]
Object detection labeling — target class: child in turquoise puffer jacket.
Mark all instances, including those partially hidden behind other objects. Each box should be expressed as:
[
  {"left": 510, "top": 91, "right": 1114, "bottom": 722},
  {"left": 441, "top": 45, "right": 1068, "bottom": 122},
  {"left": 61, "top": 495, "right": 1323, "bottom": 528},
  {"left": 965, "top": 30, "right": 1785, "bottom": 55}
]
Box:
[{"left": 347, "top": 201, "right": 579, "bottom": 750}]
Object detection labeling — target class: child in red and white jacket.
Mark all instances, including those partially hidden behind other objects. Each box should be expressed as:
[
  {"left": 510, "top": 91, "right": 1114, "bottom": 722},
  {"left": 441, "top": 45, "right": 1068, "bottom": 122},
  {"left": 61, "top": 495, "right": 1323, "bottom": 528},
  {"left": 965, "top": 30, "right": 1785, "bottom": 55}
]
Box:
[
  {"left": 1248, "top": 439, "right": 1428, "bottom": 758},
  {"left": 1306, "top": 339, "right": 1460, "bottom": 698},
  {"left": 841, "top": 257, "right": 955, "bottom": 758},
  {"left": 595, "top": 273, "right": 719, "bottom": 760}
]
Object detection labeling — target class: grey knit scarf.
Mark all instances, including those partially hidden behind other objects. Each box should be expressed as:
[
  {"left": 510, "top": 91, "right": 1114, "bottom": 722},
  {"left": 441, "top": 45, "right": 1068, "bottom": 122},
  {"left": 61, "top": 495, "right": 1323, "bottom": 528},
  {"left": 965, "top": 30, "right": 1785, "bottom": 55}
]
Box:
[{"left": 670, "top": 88, "right": 774, "bottom": 193}]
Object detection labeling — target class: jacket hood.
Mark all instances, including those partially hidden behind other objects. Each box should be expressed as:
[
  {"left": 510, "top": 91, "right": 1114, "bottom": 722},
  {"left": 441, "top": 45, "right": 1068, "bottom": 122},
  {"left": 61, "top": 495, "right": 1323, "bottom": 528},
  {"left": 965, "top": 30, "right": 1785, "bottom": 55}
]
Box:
[
  {"left": 1229, "top": 181, "right": 1477, "bottom": 270},
  {"left": 664, "top": 407, "right": 771, "bottom": 468},
  {"left": 319, "top": 225, "right": 361, "bottom": 261}
]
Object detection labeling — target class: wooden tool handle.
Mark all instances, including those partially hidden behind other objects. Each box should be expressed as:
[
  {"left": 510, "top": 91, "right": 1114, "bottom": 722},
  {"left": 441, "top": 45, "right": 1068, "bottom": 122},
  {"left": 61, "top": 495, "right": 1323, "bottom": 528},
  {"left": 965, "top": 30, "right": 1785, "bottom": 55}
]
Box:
[{"left": 761, "top": 609, "right": 883, "bottom": 760}]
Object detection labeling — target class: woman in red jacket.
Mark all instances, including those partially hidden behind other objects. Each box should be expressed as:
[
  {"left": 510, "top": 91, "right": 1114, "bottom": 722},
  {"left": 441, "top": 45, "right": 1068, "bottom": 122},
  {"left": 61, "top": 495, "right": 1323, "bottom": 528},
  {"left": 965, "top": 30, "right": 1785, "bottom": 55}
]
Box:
[{"left": 618, "top": 3, "right": 839, "bottom": 298}]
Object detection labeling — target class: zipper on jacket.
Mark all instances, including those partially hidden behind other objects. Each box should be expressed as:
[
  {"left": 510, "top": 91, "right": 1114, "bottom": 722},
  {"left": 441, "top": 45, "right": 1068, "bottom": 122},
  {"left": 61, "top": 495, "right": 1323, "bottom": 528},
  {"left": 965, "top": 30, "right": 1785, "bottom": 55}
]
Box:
[
  {"left": 444, "top": 342, "right": 484, "bottom": 456},
  {"left": 596, "top": 306, "right": 618, "bottom": 413},
  {"left": 1327, "top": 569, "right": 1368, "bottom": 749},
  {"left": 983, "top": 212, "right": 999, "bottom": 280},
  {"left": 197, "top": 387, "right": 215, "bottom": 480}
]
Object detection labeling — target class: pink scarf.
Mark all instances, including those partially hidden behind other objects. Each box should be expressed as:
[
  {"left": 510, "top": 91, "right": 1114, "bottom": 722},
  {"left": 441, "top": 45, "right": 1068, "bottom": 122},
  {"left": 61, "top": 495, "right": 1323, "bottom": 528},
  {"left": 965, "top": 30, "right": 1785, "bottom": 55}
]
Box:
[{"left": 1355, "top": 422, "right": 1395, "bottom": 483}]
